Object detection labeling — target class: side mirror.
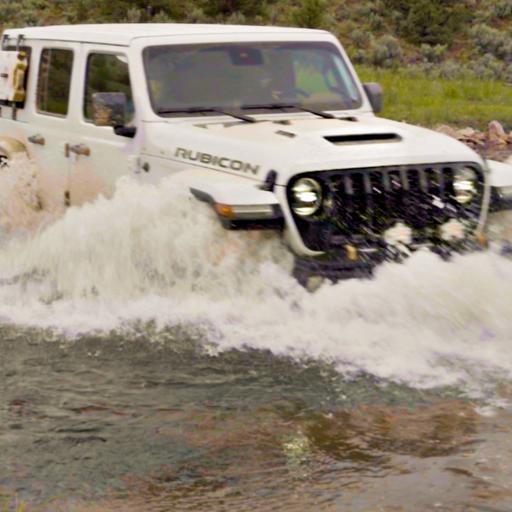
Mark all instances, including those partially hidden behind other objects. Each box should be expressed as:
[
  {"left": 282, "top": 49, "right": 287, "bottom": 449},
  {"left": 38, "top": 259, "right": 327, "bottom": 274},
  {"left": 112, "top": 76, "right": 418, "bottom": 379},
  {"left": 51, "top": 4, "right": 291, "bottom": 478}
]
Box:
[
  {"left": 92, "top": 92, "right": 136, "bottom": 138},
  {"left": 363, "top": 82, "right": 383, "bottom": 114},
  {"left": 92, "top": 92, "right": 127, "bottom": 127}
]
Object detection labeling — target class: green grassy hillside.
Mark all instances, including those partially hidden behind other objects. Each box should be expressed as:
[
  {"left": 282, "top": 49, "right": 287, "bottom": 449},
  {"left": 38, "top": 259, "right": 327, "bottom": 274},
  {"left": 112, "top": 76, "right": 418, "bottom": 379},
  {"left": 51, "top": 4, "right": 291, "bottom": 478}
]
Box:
[
  {"left": 358, "top": 66, "right": 512, "bottom": 129},
  {"left": 2, "top": 0, "right": 510, "bottom": 76},
  {"left": 1, "top": 0, "right": 512, "bottom": 128}
]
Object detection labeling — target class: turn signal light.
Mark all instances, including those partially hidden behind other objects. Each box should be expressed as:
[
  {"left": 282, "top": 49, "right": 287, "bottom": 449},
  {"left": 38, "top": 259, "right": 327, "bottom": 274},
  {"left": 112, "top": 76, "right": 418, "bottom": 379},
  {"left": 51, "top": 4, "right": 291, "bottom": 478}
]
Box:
[
  {"left": 214, "top": 203, "right": 275, "bottom": 220},
  {"left": 477, "top": 233, "right": 488, "bottom": 248},
  {"left": 214, "top": 203, "right": 235, "bottom": 219}
]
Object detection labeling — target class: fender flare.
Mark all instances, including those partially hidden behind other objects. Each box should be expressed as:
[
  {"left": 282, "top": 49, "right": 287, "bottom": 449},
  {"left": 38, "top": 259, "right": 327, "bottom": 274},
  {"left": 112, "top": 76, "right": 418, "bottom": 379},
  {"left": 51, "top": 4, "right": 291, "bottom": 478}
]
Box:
[{"left": 165, "top": 167, "right": 283, "bottom": 230}]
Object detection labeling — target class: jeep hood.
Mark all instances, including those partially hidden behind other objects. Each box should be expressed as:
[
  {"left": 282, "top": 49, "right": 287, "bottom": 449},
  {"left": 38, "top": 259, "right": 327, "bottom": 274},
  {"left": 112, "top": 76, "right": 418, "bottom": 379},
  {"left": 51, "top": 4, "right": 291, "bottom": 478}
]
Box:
[{"left": 143, "top": 115, "right": 483, "bottom": 186}]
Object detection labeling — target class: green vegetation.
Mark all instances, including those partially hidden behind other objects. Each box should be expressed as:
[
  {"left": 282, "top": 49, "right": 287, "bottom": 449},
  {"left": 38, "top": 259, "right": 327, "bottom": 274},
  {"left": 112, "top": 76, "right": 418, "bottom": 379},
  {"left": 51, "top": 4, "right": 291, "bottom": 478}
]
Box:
[
  {"left": 0, "top": 0, "right": 511, "bottom": 128},
  {"left": 382, "top": 0, "right": 472, "bottom": 46},
  {"left": 1, "top": 493, "right": 27, "bottom": 512},
  {"left": 0, "top": 0, "right": 510, "bottom": 72},
  {"left": 1, "top": 0, "right": 511, "bottom": 79},
  {"left": 357, "top": 66, "right": 512, "bottom": 129}
]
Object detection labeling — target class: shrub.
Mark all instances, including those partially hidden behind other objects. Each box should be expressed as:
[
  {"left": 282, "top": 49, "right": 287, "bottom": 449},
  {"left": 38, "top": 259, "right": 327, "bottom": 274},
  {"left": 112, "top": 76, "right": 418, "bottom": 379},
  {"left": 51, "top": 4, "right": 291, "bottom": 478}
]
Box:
[
  {"left": 152, "top": 10, "right": 176, "bottom": 23},
  {"left": 492, "top": 0, "right": 512, "bottom": 19},
  {"left": 383, "top": 0, "right": 472, "bottom": 46},
  {"left": 292, "top": 0, "right": 326, "bottom": 28},
  {"left": 420, "top": 44, "right": 447, "bottom": 63},
  {"left": 64, "top": 0, "right": 101, "bottom": 23},
  {"left": 504, "top": 63, "right": 512, "bottom": 83},
  {"left": 353, "top": 2, "right": 374, "bottom": 18},
  {"left": 351, "top": 48, "right": 369, "bottom": 65},
  {"left": 183, "top": 6, "right": 209, "bottom": 23},
  {"left": 470, "top": 24, "right": 512, "bottom": 61},
  {"left": 367, "top": 12, "right": 385, "bottom": 31},
  {"left": 350, "top": 28, "right": 371, "bottom": 47},
  {"left": 203, "top": 0, "right": 266, "bottom": 19},
  {"left": 469, "top": 53, "right": 506, "bottom": 80},
  {"left": 225, "top": 11, "right": 248, "bottom": 25},
  {"left": 438, "top": 59, "right": 466, "bottom": 80},
  {"left": 122, "top": 7, "right": 144, "bottom": 23},
  {"left": 370, "top": 35, "right": 403, "bottom": 67},
  {"left": 97, "top": 0, "right": 188, "bottom": 21},
  {"left": 0, "top": 0, "right": 48, "bottom": 26}
]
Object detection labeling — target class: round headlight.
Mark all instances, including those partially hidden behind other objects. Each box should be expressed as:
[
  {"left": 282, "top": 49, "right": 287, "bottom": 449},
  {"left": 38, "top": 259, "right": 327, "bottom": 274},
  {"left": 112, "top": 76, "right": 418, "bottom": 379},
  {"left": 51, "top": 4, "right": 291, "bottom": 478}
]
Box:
[
  {"left": 291, "top": 178, "right": 322, "bottom": 217},
  {"left": 454, "top": 167, "right": 477, "bottom": 205}
]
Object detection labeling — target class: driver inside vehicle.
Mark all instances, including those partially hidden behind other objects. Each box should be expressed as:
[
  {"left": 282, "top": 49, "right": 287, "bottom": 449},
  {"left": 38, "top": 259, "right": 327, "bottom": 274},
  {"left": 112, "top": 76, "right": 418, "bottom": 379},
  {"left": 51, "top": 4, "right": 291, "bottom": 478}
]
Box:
[
  {"left": 145, "top": 42, "right": 358, "bottom": 114},
  {"left": 148, "top": 47, "right": 280, "bottom": 109}
]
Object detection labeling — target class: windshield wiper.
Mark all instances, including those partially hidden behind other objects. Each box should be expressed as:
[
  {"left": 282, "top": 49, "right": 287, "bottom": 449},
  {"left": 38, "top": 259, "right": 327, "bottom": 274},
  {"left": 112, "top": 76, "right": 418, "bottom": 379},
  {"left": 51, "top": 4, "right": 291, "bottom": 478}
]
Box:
[
  {"left": 157, "top": 106, "right": 257, "bottom": 123},
  {"left": 241, "top": 103, "right": 350, "bottom": 120}
]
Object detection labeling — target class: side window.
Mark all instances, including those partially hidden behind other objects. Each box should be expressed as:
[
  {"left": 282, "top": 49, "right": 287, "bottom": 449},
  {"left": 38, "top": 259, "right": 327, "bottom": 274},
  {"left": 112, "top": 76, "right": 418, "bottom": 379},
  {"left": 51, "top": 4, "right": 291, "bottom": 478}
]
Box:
[
  {"left": 84, "top": 53, "right": 133, "bottom": 121},
  {"left": 36, "top": 48, "right": 74, "bottom": 116}
]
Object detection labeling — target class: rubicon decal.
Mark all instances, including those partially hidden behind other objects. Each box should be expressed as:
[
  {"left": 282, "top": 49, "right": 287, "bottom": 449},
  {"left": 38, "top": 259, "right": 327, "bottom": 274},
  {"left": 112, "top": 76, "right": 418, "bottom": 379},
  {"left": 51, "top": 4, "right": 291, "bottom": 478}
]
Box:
[{"left": 175, "top": 148, "right": 260, "bottom": 175}]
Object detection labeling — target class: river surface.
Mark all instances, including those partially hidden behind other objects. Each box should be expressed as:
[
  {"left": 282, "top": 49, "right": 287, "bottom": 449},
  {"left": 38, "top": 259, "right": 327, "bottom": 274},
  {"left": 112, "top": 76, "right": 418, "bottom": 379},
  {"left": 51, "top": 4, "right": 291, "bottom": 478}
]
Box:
[{"left": 1, "top": 158, "right": 512, "bottom": 511}]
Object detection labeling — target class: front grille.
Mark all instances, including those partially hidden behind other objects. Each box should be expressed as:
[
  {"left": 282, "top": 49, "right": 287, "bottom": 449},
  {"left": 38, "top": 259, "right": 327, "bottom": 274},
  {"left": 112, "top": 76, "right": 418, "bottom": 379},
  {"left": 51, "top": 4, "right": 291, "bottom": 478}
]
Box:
[{"left": 288, "top": 163, "right": 485, "bottom": 252}]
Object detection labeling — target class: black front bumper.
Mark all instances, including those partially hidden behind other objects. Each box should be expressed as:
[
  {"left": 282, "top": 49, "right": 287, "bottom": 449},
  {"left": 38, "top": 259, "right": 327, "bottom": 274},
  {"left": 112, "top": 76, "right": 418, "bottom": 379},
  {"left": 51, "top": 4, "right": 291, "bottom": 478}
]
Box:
[
  {"left": 292, "top": 239, "right": 483, "bottom": 286},
  {"left": 293, "top": 254, "right": 376, "bottom": 284}
]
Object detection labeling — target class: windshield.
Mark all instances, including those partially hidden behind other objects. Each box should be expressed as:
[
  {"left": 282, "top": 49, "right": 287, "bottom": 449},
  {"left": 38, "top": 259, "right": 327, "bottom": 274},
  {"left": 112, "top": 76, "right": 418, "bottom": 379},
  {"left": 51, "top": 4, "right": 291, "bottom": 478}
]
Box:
[{"left": 144, "top": 42, "right": 362, "bottom": 116}]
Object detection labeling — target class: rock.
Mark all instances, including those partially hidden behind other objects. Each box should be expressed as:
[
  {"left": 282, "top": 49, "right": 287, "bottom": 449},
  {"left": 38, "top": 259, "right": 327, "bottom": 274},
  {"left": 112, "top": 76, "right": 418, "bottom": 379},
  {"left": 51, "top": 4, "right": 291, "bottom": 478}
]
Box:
[
  {"left": 458, "top": 127, "right": 477, "bottom": 138},
  {"left": 435, "top": 124, "right": 460, "bottom": 139},
  {"left": 435, "top": 125, "right": 486, "bottom": 147},
  {"left": 457, "top": 126, "right": 486, "bottom": 147},
  {"left": 488, "top": 120, "right": 508, "bottom": 146}
]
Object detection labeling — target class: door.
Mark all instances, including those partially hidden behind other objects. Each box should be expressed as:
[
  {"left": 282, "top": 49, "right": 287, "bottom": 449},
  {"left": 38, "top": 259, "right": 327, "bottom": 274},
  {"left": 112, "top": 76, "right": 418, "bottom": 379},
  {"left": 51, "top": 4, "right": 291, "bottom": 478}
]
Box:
[
  {"left": 26, "top": 44, "right": 77, "bottom": 210},
  {"left": 67, "top": 45, "right": 138, "bottom": 206}
]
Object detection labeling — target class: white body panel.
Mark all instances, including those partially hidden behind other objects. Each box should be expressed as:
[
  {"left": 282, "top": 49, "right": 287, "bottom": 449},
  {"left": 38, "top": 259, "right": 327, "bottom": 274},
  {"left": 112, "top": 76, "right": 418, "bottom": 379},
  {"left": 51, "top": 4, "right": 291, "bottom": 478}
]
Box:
[
  {"left": 140, "top": 115, "right": 483, "bottom": 185},
  {"left": 487, "top": 160, "right": 512, "bottom": 187}
]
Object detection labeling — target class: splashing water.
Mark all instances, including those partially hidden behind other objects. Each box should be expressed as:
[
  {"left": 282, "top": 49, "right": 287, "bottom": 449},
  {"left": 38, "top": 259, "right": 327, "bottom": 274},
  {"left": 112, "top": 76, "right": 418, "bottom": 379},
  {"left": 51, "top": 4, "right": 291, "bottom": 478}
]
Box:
[
  {"left": 0, "top": 157, "right": 512, "bottom": 393},
  {"left": 0, "top": 155, "right": 63, "bottom": 234}
]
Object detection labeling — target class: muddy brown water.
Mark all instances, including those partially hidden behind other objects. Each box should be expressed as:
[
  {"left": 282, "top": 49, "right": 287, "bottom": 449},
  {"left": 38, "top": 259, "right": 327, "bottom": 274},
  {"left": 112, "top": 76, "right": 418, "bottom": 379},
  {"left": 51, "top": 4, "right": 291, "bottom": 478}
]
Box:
[{"left": 2, "top": 328, "right": 512, "bottom": 512}]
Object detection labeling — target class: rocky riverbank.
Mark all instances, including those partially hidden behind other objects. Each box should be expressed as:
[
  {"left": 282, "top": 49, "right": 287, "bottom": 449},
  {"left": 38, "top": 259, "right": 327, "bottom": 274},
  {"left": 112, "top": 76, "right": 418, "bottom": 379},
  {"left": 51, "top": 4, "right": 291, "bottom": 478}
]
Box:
[{"left": 436, "top": 121, "right": 512, "bottom": 161}]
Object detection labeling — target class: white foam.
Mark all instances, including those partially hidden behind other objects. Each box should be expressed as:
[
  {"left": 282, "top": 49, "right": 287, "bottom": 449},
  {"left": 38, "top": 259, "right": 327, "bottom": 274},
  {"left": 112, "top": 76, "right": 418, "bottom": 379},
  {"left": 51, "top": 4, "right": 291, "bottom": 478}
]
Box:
[
  {"left": 0, "top": 158, "right": 511, "bottom": 393},
  {"left": 0, "top": 155, "right": 62, "bottom": 234}
]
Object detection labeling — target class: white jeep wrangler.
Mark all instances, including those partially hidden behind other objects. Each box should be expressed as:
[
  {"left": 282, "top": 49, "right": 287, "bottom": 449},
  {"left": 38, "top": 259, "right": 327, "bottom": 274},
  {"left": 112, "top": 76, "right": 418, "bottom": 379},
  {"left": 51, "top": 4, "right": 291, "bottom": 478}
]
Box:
[{"left": 0, "top": 23, "right": 511, "bottom": 284}]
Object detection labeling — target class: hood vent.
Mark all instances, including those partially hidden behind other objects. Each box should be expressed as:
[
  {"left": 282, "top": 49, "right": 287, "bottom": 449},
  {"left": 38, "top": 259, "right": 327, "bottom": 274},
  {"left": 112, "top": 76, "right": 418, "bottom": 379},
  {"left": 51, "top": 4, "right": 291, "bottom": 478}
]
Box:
[{"left": 324, "top": 133, "right": 402, "bottom": 145}]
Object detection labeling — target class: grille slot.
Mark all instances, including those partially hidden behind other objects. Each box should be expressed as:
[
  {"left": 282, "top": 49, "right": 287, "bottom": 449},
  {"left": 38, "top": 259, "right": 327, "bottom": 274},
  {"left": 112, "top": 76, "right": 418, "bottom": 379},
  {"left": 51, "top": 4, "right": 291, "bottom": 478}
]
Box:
[{"left": 288, "top": 163, "right": 485, "bottom": 252}]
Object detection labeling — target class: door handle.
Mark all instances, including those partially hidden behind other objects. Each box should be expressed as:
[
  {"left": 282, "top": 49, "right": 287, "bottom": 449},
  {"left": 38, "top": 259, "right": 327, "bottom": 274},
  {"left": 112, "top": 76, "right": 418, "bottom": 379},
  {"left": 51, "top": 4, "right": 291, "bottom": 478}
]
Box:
[
  {"left": 67, "top": 143, "right": 91, "bottom": 157},
  {"left": 28, "top": 134, "right": 45, "bottom": 146}
]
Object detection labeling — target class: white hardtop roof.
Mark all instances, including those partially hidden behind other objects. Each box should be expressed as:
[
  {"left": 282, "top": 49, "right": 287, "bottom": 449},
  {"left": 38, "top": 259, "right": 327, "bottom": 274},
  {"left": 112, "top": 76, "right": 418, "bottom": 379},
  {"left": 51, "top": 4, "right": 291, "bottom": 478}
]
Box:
[{"left": 4, "top": 23, "right": 327, "bottom": 46}]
